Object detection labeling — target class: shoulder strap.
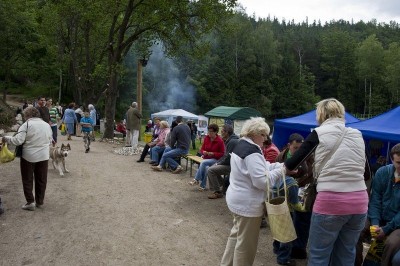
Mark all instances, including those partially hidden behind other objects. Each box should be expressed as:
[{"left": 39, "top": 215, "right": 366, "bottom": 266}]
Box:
[{"left": 315, "top": 127, "right": 347, "bottom": 178}]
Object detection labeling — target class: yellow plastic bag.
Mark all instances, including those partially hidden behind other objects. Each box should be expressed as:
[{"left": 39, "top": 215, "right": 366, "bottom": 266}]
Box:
[
  {"left": 60, "top": 123, "right": 66, "bottom": 135},
  {"left": 0, "top": 143, "right": 15, "bottom": 163}
]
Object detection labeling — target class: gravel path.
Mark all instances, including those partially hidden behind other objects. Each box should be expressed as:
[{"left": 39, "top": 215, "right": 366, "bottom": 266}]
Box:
[{"left": 0, "top": 131, "right": 307, "bottom": 266}]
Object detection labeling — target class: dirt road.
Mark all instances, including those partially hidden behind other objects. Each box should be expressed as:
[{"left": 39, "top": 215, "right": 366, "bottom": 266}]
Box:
[{"left": 0, "top": 133, "right": 307, "bottom": 266}]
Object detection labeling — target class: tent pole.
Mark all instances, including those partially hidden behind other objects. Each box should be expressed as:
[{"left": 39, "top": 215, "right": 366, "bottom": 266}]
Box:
[{"left": 386, "top": 141, "right": 391, "bottom": 165}]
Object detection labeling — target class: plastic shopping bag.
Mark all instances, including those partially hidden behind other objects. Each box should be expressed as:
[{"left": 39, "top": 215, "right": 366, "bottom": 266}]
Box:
[
  {"left": 60, "top": 123, "right": 66, "bottom": 135},
  {"left": 0, "top": 143, "right": 15, "bottom": 163}
]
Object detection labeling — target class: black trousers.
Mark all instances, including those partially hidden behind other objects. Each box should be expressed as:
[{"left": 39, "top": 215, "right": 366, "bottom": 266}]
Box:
[
  {"left": 20, "top": 158, "right": 48, "bottom": 205},
  {"left": 139, "top": 144, "right": 150, "bottom": 161}
]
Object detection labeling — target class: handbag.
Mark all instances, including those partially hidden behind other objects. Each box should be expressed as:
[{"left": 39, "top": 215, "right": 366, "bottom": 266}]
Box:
[
  {"left": 265, "top": 167, "right": 297, "bottom": 243},
  {"left": 303, "top": 128, "right": 348, "bottom": 211},
  {"left": 0, "top": 143, "right": 15, "bottom": 163},
  {"left": 303, "top": 181, "right": 317, "bottom": 212},
  {"left": 15, "top": 145, "right": 23, "bottom": 158},
  {"left": 14, "top": 121, "right": 29, "bottom": 158}
]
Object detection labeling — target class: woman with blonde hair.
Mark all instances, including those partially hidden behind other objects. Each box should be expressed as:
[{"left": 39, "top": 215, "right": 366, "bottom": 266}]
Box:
[
  {"left": 221, "top": 117, "right": 288, "bottom": 266},
  {"left": 285, "top": 98, "right": 368, "bottom": 265}
]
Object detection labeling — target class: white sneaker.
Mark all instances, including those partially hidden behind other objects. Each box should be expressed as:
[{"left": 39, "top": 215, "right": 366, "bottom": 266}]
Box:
[
  {"left": 21, "top": 203, "right": 35, "bottom": 211},
  {"left": 172, "top": 165, "right": 183, "bottom": 174}
]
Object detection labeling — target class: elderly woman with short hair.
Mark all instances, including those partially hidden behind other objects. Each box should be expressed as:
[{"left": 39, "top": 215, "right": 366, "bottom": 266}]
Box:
[
  {"left": 148, "top": 120, "right": 170, "bottom": 165},
  {"left": 285, "top": 98, "right": 368, "bottom": 265},
  {"left": 2, "top": 107, "right": 53, "bottom": 211},
  {"left": 220, "top": 117, "right": 288, "bottom": 266}
]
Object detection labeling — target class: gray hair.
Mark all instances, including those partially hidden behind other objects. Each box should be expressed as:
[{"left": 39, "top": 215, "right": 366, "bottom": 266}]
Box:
[
  {"left": 132, "top": 102, "right": 137, "bottom": 108},
  {"left": 240, "top": 117, "right": 270, "bottom": 138},
  {"left": 23, "top": 106, "right": 40, "bottom": 119},
  {"left": 88, "top": 104, "right": 94, "bottom": 111},
  {"left": 222, "top": 124, "right": 234, "bottom": 136}
]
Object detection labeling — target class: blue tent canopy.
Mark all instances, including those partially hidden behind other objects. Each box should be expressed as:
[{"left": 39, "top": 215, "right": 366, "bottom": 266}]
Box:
[
  {"left": 348, "top": 106, "right": 400, "bottom": 143},
  {"left": 272, "top": 110, "right": 360, "bottom": 150}
]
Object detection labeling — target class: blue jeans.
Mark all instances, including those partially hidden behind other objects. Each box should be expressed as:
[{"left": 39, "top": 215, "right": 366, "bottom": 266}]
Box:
[
  {"left": 273, "top": 240, "right": 292, "bottom": 264},
  {"left": 151, "top": 146, "right": 165, "bottom": 163},
  {"left": 194, "top": 159, "right": 216, "bottom": 189},
  {"left": 272, "top": 212, "right": 295, "bottom": 264},
  {"left": 292, "top": 210, "right": 312, "bottom": 251},
  {"left": 393, "top": 250, "right": 400, "bottom": 265},
  {"left": 159, "top": 147, "right": 188, "bottom": 170},
  {"left": 308, "top": 213, "right": 367, "bottom": 266},
  {"left": 51, "top": 125, "right": 57, "bottom": 143}
]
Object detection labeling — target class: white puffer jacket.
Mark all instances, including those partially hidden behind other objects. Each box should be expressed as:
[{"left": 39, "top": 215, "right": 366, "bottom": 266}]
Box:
[{"left": 314, "top": 118, "right": 366, "bottom": 192}]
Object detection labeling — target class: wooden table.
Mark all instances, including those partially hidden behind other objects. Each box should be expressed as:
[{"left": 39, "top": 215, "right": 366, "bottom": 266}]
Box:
[{"left": 186, "top": 155, "right": 203, "bottom": 177}]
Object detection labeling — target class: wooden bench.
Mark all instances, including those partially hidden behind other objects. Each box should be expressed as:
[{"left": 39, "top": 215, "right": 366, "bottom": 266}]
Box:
[
  {"left": 186, "top": 155, "right": 203, "bottom": 177},
  {"left": 113, "top": 131, "right": 124, "bottom": 140}
]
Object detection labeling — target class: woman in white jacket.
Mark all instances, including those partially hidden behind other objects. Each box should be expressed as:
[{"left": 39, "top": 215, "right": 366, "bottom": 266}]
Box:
[
  {"left": 221, "top": 117, "right": 290, "bottom": 266},
  {"left": 2, "top": 107, "right": 53, "bottom": 211},
  {"left": 285, "top": 98, "right": 368, "bottom": 265}
]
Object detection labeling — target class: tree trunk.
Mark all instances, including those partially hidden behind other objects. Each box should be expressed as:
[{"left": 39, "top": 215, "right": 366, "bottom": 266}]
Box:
[
  {"left": 58, "top": 69, "right": 62, "bottom": 104},
  {"left": 103, "top": 69, "right": 118, "bottom": 139}
]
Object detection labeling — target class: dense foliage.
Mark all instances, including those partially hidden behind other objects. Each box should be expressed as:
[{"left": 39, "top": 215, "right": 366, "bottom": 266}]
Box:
[{"left": 1, "top": 1, "right": 399, "bottom": 133}]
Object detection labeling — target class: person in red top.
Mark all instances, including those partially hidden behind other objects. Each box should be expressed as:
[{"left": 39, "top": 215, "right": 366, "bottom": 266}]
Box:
[
  {"left": 263, "top": 135, "right": 279, "bottom": 163},
  {"left": 189, "top": 123, "right": 225, "bottom": 190},
  {"left": 116, "top": 120, "right": 127, "bottom": 137}
]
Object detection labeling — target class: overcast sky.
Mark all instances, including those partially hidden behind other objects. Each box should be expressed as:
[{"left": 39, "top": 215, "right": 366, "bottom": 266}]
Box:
[{"left": 238, "top": 0, "right": 400, "bottom": 24}]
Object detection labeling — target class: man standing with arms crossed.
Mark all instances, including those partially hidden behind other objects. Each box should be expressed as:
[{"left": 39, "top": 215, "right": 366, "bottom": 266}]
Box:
[{"left": 126, "top": 102, "right": 142, "bottom": 150}]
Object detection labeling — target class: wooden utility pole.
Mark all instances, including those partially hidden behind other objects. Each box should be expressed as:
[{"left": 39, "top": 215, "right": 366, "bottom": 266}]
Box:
[{"left": 137, "top": 60, "right": 143, "bottom": 114}]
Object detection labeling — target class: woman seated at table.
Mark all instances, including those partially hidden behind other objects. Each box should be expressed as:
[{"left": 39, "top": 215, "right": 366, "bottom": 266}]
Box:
[
  {"left": 188, "top": 124, "right": 225, "bottom": 191},
  {"left": 148, "top": 121, "right": 170, "bottom": 166}
]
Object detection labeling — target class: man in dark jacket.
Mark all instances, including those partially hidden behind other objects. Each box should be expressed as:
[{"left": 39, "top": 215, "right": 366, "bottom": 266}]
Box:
[
  {"left": 207, "top": 124, "right": 239, "bottom": 199},
  {"left": 36, "top": 96, "right": 50, "bottom": 123}
]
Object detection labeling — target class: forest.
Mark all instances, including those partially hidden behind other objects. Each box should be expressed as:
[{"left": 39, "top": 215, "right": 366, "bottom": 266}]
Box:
[{"left": 1, "top": 0, "right": 399, "bottom": 137}]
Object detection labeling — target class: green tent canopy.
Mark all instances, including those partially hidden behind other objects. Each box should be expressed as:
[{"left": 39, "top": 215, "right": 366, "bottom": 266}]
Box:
[
  {"left": 204, "top": 106, "right": 261, "bottom": 120},
  {"left": 204, "top": 106, "right": 262, "bottom": 135}
]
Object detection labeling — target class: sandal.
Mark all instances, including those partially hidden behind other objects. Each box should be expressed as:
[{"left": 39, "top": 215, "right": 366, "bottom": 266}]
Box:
[{"left": 188, "top": 179, "right": 199, "bottom": 186}]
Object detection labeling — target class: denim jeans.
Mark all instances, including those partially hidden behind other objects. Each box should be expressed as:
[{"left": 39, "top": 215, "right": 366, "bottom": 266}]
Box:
[
  {"left": 308, "top": 212, "right": 367, "bottom": 266},
  {"left": 194, "top": 158, "right": 216, "bottom": 189},
  {"left": 51, "top": 125, "right": 57, "bottom": 143},
  {"left": 393, "top": 250, "right": 400, "bottom": 265},
  {"left": 273, "top": 240, "right": 292, "bottom": 264},
  {"left": 272, "top": 211, "right": 295, "bottom": 264},
  {"left": 150, "top": 146, "right": 165, "bottom": 163},
  {"left": 159, "top": 147, "right": 188, "bottom": 170},
  {"left": 292, "top": 210, "right": 312, "bottom": 251}
]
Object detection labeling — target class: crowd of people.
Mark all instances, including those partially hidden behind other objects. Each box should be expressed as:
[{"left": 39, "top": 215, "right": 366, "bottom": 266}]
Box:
[
  {"left": 1, "top": 96, "right": 399, "bottom": 266},
  {"left": 136, "top": 98, "right": 400, "bottom": 266}
]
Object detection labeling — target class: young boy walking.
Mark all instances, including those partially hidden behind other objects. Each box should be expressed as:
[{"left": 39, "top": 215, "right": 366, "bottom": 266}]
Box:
[{"left": 80, "top": 112, "right": 94, "bottom": 153}]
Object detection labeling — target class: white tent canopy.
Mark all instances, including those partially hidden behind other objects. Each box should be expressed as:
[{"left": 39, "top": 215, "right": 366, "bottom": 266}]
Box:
[{"left": 151, "top": 109, "right": 199, "bottom": 125}]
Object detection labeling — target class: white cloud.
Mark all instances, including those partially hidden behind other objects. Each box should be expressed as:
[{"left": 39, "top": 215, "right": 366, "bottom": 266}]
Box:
[{"left": 238, "top": 0, "right": 400, "bottom": 24}]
